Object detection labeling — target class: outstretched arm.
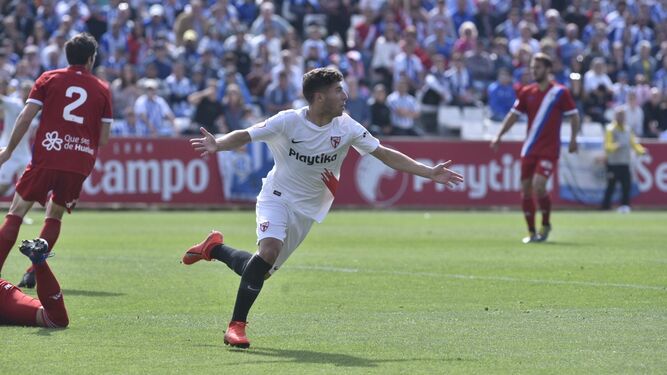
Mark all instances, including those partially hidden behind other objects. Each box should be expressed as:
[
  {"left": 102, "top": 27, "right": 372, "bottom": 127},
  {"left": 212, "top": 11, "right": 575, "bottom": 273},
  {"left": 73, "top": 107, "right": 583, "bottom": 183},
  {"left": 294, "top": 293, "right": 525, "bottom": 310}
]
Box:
[
  {"left": 0, "top": 102, "right": 41, "bottom": 165},
  {"left": 567, "top": 112, "right": 580, "bottom": 153},
  {"left": 370, "top": 145, "right": 464, "bottom": 187},
  {"left": 190, "top": 127, "right": 251, "bottom": 157},
  {"left": 490, "top": 111, "right": 519, "bottom": 151}
]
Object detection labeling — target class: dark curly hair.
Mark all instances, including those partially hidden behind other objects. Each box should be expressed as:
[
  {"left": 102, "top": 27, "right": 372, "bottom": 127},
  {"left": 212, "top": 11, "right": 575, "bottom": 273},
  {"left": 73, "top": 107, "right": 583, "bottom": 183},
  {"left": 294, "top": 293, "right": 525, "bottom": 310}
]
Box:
[
  {"left": 65, "top": 33, "right": 98, "bottom": 66},
  {"left": 302, "top": 67, "right": 343, "bottom": 104}
]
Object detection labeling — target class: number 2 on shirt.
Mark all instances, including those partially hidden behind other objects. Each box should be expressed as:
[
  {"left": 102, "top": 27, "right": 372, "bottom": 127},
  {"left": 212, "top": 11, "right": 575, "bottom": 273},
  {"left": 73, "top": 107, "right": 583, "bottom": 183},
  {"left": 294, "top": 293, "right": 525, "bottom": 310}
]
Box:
[{"left": 62, "top": 86, "right": 88, "bottom": 124}]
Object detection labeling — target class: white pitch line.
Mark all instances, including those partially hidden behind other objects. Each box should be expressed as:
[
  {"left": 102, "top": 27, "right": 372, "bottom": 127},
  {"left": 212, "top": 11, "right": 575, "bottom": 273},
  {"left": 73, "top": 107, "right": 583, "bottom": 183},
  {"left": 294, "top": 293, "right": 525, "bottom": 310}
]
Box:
[{"left": 286, "top": 265, "right": 667, "bottom": 291}]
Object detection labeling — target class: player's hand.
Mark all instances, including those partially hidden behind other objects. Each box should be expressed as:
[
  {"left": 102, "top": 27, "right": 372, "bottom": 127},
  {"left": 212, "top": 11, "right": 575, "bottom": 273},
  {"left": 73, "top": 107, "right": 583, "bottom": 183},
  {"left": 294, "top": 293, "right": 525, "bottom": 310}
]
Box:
[
  {"left": 431, "top": 160, "right": 464, "bottom": 188},
  {"left": 490, "top": 136, "right": 500, "bottom": 152},
  {"left": 190, "top": 127, "right": 218, "bottom": 157},
  {"left": 568, "top": 139, "right": 578, "bottom": 153}
]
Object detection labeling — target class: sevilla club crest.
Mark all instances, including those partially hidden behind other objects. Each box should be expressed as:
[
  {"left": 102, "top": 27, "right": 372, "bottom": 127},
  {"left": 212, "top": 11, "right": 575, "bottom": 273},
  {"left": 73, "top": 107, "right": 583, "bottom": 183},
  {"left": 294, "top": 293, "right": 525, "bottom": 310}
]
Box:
[
  {"left": 259, "top": 221, "right": 270, "bottom": 232},
  {"left": 330, "top": 136, "right": 341, "bottom": 148}
]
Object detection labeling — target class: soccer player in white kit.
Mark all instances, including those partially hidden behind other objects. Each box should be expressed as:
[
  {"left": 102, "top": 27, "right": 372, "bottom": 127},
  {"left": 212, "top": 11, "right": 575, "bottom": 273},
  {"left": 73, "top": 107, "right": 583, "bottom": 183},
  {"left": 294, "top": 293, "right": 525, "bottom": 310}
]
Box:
[
  {"left": 0, "top": 80, "right": 34, "bottom": 197},
  {"left": 183, "top": 68, "right": 464, "bottom": 348}
]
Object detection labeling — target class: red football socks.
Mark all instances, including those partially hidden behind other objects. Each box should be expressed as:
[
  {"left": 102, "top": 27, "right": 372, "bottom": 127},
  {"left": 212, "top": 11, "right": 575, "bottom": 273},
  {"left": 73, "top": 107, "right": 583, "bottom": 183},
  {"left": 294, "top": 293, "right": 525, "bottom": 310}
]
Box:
[
  {"left": 39, "top": 218, "right": 62, "bottom": 253},
  {"left": 522, "top": 195, "right": 536, "bottom": 234},
  {"left": 34, "top": 262, "right": 69, "bottom": 328},
  {"left": 537, "top": 195, "right": 551, "bottom": 227},
  {"left": 0, "top": 214, "right": 23, "bottom": 271}
]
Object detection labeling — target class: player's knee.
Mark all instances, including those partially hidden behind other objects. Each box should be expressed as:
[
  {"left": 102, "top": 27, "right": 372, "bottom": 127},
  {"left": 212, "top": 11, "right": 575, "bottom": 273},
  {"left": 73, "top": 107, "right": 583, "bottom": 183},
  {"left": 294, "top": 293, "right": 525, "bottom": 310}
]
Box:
[{"left": 257, "top": 239, "right": 281, "bottom": 265}]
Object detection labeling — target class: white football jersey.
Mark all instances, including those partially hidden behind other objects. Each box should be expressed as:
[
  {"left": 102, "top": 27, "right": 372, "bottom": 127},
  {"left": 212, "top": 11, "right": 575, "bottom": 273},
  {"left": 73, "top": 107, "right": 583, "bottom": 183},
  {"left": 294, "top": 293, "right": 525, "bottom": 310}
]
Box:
[
  {"left": 0, "top": 95, "right": 32, "bottom": 159},
  {"left": 248, "top": 107, "right": 380, "bottom": 222}
]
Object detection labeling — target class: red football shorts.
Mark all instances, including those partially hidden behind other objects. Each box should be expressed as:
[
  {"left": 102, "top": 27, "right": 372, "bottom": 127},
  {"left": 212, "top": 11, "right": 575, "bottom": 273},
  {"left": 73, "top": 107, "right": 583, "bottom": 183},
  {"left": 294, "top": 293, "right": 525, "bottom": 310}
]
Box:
[
  {"left": 520, "top": 155, "right": 557, "bottom": 181},
  {"left": 0, "top": 279, "right": 41, "bottom": 326},
  {"left": 16, "top": 166, "right": 86, "bottom": 213}
]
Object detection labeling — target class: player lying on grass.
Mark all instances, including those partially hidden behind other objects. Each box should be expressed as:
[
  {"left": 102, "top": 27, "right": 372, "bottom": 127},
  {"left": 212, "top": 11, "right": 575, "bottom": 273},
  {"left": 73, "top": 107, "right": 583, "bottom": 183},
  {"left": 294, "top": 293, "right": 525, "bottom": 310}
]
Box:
[
  {"left": 184, "top": 67, "right": 464, "bottom": 348},
  {"left": 0, "top": 238, "right": 69, "bottom": 328}
]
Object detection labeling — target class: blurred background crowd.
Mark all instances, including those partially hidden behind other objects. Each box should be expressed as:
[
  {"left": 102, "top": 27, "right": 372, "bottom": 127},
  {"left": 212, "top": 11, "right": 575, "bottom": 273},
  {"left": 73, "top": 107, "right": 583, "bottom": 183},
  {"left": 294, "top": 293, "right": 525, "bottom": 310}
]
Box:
[{"left": 0, "top": 0, "right": 666, "bottom": 139}]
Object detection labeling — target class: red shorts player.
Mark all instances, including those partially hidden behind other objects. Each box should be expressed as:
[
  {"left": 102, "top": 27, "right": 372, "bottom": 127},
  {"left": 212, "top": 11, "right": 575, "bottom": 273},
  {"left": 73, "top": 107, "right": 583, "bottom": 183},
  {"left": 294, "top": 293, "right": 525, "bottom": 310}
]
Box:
[
  {"left": 0, "top": 33, "right": 112, "bottom": 287},
  {"left": 0, "top": 238, "right": 69, "bottom": 328},
  {"left": 491, "top": 53, "right": 581, "bottom": 243}
]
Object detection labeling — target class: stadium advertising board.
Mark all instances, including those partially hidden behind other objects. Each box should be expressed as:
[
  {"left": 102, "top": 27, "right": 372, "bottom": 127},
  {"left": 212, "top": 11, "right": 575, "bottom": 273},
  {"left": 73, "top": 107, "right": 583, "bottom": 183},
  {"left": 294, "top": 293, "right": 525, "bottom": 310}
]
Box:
[{"left": 45, "top": 138, "right": 666, "bottom": 208}]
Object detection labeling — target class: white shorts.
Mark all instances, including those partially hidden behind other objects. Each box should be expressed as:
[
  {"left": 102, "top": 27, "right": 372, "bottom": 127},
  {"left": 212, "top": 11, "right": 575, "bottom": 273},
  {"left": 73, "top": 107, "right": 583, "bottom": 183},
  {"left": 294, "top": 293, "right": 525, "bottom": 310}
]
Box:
[
  {"left": 0, "top": 156, "right": 30, "bottom": 185},
  {"left": 256, "top": 198, "right": 314, "bottom": 275}
]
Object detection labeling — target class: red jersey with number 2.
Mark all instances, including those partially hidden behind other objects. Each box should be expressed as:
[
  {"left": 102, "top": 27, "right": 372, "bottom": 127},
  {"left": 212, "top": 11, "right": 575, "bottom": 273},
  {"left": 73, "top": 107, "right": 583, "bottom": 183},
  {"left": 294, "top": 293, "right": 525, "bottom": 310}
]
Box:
[{"left": 27, "top": 65, "right": 113, "bottom": 176}]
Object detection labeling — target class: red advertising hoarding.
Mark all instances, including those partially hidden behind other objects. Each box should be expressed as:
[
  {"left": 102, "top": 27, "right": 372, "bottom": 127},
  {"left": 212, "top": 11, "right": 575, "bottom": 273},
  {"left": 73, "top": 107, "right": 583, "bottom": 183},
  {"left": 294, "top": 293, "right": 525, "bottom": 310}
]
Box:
[{"left": 5, "top": 138, "right": 663, "bottom": 208}]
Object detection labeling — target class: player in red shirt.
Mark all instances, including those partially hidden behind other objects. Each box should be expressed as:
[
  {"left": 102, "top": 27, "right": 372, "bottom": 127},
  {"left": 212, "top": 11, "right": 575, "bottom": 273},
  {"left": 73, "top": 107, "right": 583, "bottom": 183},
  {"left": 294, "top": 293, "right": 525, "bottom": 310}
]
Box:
[
  {"left": 0, "top": 33, "right": 112, "bottom": 285},
  {"left": 491, "top": 53, "right": 580, "bottom": 243},
  {"left": 0, "top": 238, "right": 69, "bottom": 328}
]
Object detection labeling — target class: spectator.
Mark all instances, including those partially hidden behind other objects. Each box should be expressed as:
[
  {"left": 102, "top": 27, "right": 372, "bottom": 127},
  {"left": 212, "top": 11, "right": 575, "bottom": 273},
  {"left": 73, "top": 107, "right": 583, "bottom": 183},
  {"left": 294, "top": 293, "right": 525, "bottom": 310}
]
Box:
[
  {"left": 111, "top": 65, "right": 141, "bottom": 120},
  {"left": 428, "top": 0, "right": 456, "bottom": 38},
  {"left": 473, "top": 0, "right": 499, "bottom": 44},
  {"left": 642, "top": 88, "right": 667, "bottom": 138},
  {"left": 625, "top": 90, "right": 645, "bottom": 138},
  {"left": 264, "top": 71, "right": 297, "bottom": 116},
  {"left": 612, "top": 71, "right": 632, "bottom": 106},
  {"left": 446, "top": 53, "right": 475, "bottom": 107},
  {"left": 633, "top": 74, "right": 652, "bottom": 106},
  {"left": 487, "top": 68, "right": 516, "bottom": 122},
  {"left": 188, "top": 78, "right": 224, "bottom": 135},
  {"left": 368, "top": 83, "right": 392, "bottom": 136},
  {"left": 453, "top": 21, "right": 478, "bottom": 55},
  {"left": 134, "top": 79, "right": 176, "bottom": 137},
  {"left": 509, "top": 21, "right": 540, "bottom": 56},
  {"left": 419, "top": 54, "right": 452, "bottom": 134},
  {"left": 250, "top": 24, "right": 281, "bottom": 67},
  {"left": 654, "top": 55, "right": 667, "bottom": 93},
  {"left": 165, "top": 61, "right": 196, "bottom": 119},
  {"left": 628, "top": 41, "right": 657, "bottom": 84},
  {"left": 558, "top": 24, "right": 585, "bottom": 67},
  {"left": 371, "top": 21, "right": 400, "bottom": 85},
  {"left": 250, "top": 2, "right": 293, "bottom": 38},
  {"left": 451, "top": 0, "right": 474, "bottom": 35},
  {"left": 245, "top": 59, "right": 272, "bottom": 103},
  {"left": 174, "top": 0, "right": 207, "bottom": 46},
  {"left": 271, "top": 50, "right": 303, "bottom": 94},
  {"left": 601, "top": 107, "right": 647, "bottom": 212},
  {"left": 608, "top": 41, "right": 630, "bottom": 82},
  {"left": 111, "top": 108, "right": 148, "bottom": 137},
  {"left": 495, "top": 7, "right": 521, "bottom": 41},
  {"left": 464, "top": 40, "right": 495, "bottom": 97},
  {"left": 584, "top": 83, "right": 612, "bottom": 126},
  {"left": 344, "top": 76, "right": 370, "bottom": 128},
  {"left": 583, "top": 57, "right": 614, "bottom": 94},
  {"left": 221, "top": 83, "right": 251, "bottom": 133},
  {"left": 387, "top": 77, "right": 421, "bottom": 136},
  {"left": 392, "top": 38, "right": 425, "bottom": 94},
  {"left": 424, "top": 22, "right": 456, "bottom": 60}
]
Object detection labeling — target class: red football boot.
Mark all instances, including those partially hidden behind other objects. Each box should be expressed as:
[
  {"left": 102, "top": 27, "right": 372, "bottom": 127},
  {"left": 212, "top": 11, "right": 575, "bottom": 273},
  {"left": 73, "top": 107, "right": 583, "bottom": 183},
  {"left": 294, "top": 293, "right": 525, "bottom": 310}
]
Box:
[
  {"left": 224, "top": 321, "right": 250, "bottom": 349},
  {"left": 182, "top": 231, "right": 223, "bottom": 265}
]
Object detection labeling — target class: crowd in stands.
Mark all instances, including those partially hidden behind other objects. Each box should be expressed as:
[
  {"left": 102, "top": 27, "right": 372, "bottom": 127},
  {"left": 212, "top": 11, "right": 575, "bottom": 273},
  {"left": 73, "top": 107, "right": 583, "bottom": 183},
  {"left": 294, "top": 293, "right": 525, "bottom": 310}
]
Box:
[{"left": 0, "top": 0, "right": 666, "bottom": 139}]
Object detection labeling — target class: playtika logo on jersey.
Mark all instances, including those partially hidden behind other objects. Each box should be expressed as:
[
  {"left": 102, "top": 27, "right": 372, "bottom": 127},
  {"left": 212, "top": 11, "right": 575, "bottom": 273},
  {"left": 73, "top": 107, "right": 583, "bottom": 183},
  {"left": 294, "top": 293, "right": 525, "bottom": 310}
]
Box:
[{"left": 288, "top": 148, "right": 338, "bottom": 165}]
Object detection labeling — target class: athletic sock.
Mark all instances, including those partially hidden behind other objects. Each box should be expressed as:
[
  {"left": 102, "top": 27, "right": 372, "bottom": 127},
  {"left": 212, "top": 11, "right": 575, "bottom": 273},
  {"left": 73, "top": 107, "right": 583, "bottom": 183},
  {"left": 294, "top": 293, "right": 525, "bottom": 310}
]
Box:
[
  {"left": 211, "top": 244, "right": 252, "bottom": 276},
  {"left": 522, "top": 195, "right": 536, "bottom": 234},
  {"left": 34, "top": 261, "right": 69, "bottom": 327},
  {"left": 39, "top": 218, "right": 62, "bottom": 252},
  {"left": 231, "top": 255, "right": 273, "bottom": 322},
  {"left": 537, "top": 195, "right": 551, "bottom": 227},
  {"left": 0, "top": 214, "right": 23, "bottom": 271}
]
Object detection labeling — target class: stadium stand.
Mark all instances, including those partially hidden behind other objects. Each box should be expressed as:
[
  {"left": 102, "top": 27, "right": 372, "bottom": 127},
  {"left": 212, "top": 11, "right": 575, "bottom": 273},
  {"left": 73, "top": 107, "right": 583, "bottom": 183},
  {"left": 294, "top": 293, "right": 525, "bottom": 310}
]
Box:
[{"left": 0, "top": 0, "right": 665, "bottom": 141}]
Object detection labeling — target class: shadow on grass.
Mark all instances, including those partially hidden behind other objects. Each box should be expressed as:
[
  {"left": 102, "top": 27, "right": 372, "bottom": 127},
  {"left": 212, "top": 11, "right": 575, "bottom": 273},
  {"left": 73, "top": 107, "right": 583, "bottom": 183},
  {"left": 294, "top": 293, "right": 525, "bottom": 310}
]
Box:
[
  {"left": 62, "top": 289, "right": 125, "bottom": 297},
  {"left": 33, "top": 327, "right": 67, "bottom": 336},
  {"left": 195, "top": 345, "right": 470, "bottom": 367}
]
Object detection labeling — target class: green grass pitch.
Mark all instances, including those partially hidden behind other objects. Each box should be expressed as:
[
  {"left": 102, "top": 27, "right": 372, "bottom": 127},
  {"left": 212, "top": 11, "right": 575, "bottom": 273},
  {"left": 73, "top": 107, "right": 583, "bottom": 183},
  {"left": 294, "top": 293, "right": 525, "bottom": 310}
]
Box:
[{"left": 1, "top": 210, "right": 666, "bottom": 374}]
